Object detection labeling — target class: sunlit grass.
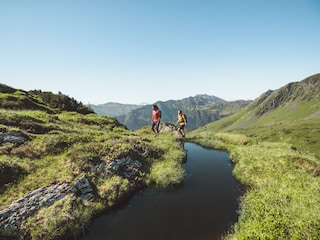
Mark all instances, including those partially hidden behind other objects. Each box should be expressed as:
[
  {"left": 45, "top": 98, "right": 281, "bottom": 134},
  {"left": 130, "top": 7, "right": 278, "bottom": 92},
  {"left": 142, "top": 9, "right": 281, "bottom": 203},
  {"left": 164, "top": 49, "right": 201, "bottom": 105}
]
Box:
[
  {"left": 96, "top": 176, "right": 131, "bottom": 205},
  {"left": 191, "top": 99, "right": 320, "bottom": 160},
  {"left": 25, "top": 194, "right": 105, "bottom": 240},
  {"left": 189, "top": 132, "right": 320, "bottom": 239},
  {"left": 0, "top": 109, "right": 186, "bottom": 238},
  {"left": 143, "top": 132, "right": 186, "bottom": 187}
]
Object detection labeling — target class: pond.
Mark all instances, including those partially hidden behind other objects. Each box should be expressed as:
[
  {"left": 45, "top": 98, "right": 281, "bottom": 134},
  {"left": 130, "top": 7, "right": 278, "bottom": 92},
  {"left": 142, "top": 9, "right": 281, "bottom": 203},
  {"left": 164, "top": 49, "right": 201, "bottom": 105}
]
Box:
[{"left": 79, "top": 142, "right": 242, "bottom": 240}]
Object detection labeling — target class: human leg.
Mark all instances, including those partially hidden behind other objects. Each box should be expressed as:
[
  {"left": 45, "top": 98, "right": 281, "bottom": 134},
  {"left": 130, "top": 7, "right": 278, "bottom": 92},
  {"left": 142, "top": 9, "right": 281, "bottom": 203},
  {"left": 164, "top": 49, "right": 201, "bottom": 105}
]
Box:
[
  {"left": 155, "top": 121, "right": 160, "bottom": 135},
  {"left": 151, "top": 121, "right": 159, "bottom": 136},
  {"left": 151, "top": 122, "right": 156, "bottom": 134},
  {"left": 179, "top": 125, "right": 185, "bottom": 137}
]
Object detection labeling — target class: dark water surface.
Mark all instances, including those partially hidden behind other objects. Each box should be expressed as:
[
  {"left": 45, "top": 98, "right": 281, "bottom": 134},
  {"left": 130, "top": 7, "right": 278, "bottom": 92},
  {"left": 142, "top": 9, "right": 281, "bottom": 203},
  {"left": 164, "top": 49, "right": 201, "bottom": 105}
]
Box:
[{"left": 80, "top": 142, "right": 242, "bottom": 240}]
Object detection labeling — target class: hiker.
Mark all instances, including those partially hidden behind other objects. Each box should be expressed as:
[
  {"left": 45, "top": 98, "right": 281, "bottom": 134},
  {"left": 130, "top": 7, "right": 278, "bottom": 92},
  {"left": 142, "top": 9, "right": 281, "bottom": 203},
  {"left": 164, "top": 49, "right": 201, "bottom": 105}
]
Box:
[
  {"left": 151, "top": 104, "right": 161, "bottom": 136},
  {"left": 175, "top": 110, "right": 187, "bottom": 137}
]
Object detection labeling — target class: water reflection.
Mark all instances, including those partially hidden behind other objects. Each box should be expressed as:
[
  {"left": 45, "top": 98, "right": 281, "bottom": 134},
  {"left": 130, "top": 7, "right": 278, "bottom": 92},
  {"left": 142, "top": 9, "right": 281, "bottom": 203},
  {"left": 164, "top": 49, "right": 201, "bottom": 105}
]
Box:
[
  {"left": 179, "top": 139, "right": 185, "bottom": 148},
  {"left": 79, "top": 142, "right": 242, "bottom": 240}
]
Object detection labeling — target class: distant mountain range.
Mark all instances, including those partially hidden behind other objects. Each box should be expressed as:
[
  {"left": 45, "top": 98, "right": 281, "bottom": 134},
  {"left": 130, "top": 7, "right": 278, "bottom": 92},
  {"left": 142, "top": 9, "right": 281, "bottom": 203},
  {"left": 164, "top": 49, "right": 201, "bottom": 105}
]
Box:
[
  {"left": 91, "top": 102, "right": 143, "bottom": 117},
  {"left": 92, "top": 94, "right": 252, "bottom": 130},
  {"left": 0, "top": 83, "right": 250, "bottom": 131}
]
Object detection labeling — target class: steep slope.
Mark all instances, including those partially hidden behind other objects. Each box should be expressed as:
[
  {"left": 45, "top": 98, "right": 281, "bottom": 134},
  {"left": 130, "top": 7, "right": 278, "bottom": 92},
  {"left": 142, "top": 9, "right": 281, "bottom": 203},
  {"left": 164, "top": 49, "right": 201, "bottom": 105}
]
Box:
[
  {"left": 0, "top": 84, "right": 94, "bottom": 114},
  {"left": 193, "top": 73, "right": 320, "bottom": 158},
  {"left": 116, "top": 94, "right": 251, "bottom": 130}
]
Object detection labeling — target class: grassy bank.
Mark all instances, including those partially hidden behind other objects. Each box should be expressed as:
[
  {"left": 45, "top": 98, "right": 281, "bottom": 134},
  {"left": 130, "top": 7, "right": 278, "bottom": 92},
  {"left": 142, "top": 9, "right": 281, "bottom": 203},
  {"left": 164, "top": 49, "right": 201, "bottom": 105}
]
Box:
[
  {"left": 188, "top": 131, "right": 320, "bottom": 239},
  {"left": 0, "top": 109, "right": 186, "bottom": 239}
]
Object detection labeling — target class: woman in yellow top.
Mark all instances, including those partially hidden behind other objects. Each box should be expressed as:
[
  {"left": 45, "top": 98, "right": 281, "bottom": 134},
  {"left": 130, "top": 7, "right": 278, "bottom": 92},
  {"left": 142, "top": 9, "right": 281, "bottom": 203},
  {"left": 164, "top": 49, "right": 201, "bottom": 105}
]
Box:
[{"left": 175, "top": 110, "right": 187, "bottom": 137}]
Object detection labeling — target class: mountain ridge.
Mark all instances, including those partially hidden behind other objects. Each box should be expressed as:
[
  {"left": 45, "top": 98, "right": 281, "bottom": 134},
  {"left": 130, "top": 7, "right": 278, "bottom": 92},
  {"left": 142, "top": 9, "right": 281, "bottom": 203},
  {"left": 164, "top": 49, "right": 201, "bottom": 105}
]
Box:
[
  {"left": 110, "top": 94, "right": 252, "bottom": 130},
  {"left": 0, "top": 84, "right": 94, "bottom": 115},
  {"left": 91, "top": 102, "right": 143, "bottom": 117},
  {"left": 193, "top": 73, "right": 320, "bottom": 158}
]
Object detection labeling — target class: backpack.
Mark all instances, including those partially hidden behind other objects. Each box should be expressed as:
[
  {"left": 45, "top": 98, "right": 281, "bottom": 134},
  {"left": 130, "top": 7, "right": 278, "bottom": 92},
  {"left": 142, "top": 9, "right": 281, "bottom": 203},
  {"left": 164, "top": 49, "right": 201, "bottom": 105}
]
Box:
[{"left": 183, "top": 114, "right": 187, "bottom": 123}]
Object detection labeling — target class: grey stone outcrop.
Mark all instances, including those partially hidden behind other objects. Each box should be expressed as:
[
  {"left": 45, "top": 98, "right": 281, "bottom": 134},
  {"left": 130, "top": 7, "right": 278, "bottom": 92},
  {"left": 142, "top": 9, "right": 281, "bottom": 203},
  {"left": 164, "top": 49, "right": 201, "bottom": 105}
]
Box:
[
  {"left": 107, "top": 156, "right": 143, "bottom": 180},
  {"left": 0, "top": 131, "right": 29, "bottom": 146},
  {"left": 0, "top": 183, "right": 71, "bottom": 237},
  {"left": 73, "top": 176, "right": 94, "bottom": 201},
  {"left": 0, "top": 156, "right": 143, "bottom": 238},
  {"left": 160, "top": 122, "right": 181, "bottom": 137}
]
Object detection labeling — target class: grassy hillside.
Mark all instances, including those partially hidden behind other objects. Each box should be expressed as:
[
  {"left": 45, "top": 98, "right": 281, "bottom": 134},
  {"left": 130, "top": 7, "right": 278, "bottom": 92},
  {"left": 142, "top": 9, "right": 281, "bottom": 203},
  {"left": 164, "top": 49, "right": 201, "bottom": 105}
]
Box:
[
  {"left": 188, "top": 74, "right": 320, "bottom": 239},
  {"left": 193, "top": 74, "right": 320, "bottom": 159},
  {"left": 188, "top": 132, "right": 320, "bottom": 239},
  {"left": 0, "top": 84, "right": 94, "bottom": 114},
  {"left": 0, "top": 86, "right": 186, "bottom": 239}
]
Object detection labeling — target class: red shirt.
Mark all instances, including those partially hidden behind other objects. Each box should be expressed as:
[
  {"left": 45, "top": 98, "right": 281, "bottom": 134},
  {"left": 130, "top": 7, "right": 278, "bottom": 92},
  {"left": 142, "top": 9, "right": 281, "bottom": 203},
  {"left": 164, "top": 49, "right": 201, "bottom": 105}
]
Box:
[{"left": 152, "top": 109, "right": 161, "bottom": 122}]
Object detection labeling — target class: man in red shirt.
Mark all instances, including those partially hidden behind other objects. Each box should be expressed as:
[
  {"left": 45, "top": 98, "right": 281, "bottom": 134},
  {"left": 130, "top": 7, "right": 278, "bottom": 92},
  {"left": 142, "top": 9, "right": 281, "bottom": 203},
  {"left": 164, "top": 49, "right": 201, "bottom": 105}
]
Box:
[{"left": 151, "top": 104, "right": 161, "bottom": 137}]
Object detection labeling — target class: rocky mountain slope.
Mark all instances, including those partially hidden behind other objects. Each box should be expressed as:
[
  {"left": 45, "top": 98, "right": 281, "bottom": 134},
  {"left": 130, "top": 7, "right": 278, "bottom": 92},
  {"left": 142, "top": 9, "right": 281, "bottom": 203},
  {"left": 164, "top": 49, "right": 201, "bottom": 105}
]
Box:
[{"left": 115, "top": 94, "right": 252, "bottom": 130}]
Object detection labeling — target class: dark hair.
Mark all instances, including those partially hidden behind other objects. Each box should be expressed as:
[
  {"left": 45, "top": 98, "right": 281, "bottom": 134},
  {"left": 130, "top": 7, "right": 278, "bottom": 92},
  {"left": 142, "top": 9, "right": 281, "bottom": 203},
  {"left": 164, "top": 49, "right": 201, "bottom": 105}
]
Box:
[{"left": 152, "top": 104, "right": 159, "bottom": 110}]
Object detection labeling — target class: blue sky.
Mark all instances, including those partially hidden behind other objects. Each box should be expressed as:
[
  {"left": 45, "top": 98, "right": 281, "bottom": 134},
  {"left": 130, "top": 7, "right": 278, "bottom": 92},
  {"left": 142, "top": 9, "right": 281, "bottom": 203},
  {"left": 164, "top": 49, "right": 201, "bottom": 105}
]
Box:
[{"left": 1, "top": 0, "right": 319, "bottom": 105}]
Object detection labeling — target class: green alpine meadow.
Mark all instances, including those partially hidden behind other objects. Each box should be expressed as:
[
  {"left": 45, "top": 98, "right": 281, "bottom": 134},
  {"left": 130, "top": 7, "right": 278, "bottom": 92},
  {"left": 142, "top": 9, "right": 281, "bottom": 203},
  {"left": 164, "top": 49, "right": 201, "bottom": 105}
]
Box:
[
  {"left": 0, "top": 86, "right": 186, "bottom": 239},
  {"left": 1, "top": 73, "right": 320, "bottom": 239},
  {"left": 189, "top": 73, "right": 320, "bottom": 239}
]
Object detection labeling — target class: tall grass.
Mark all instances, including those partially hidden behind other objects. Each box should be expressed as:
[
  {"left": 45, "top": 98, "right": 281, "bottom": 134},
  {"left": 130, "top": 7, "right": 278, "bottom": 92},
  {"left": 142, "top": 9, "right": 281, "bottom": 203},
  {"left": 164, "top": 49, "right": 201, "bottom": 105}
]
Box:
[
  {"left": 188, "top": 132, "right": 320, "bottom": 239},
  {"left": 136, "top": 127, "right": 187, "bottom": 187}
]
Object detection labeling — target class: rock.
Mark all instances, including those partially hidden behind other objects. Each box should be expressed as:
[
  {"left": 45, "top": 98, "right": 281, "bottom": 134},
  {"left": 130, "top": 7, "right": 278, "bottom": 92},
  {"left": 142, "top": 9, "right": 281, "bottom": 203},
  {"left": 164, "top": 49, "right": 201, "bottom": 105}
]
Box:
[
  {"left": 79, "top": 193, "right": 93, "bottom": 202},
  {"left": 0, "top": 157, "right": 144, "bottom": 238},
  {"left": 159, "top": 122, "right": 181, "bottom": 137},
  {"left": 73, "top": 176, "right": 94, "bottom": 204},
  {"left": 90, "top": 162, "right": 106, "bottom": 172},
  {"left": 0, "top": 131, "right": 29, "bottom": 146},
  {"left": 73, "top": 176, "right": 93, "bottom": 194},
  {"left": 133, "top": 160, "right": 142, "bottom": 168},
  {"left": 107, "top": 157, "right": 143, "bottom": 180},
  {"left": 0, "top": 183, "right": 72, "bottom": 237}
]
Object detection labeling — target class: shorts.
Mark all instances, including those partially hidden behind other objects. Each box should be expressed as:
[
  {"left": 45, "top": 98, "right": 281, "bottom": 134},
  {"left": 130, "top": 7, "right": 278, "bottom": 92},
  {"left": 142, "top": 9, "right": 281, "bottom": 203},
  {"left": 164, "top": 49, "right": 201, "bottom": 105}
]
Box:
[
  {"left": 178, "top": 124, "right": 185, "bottom": 129},
  {"left": 152, "top": 121, "right": 160, "bottom": 129}
]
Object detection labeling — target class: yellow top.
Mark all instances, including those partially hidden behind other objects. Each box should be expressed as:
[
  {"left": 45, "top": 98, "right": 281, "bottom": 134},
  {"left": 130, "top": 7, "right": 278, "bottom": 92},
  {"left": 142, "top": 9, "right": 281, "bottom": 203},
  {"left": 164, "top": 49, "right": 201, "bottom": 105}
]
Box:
[{"left": 178, "top": 114, "right": 186, "bottom": 125}]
